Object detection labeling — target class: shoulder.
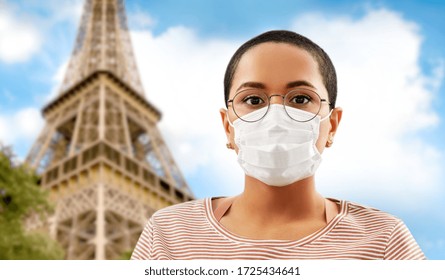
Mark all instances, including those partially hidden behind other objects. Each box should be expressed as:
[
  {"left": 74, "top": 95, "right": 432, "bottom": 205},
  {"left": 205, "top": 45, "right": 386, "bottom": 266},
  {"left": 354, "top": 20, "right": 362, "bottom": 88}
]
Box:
[
  {"left": 154, "top": 198, "right": 206, "bottom": 216},
  {"left": 151, "top": 198, "right": 207, "bottom": 225},
  {"left": 338, "top": 200, "right": 425, "bottom": 259},
  {"left": 343, "top": 199, "right": 401, "bottom": 226},
  {"left": 331, "top": 199, "right": 403, "bottom": 238},
  {"left": 131, "top": 199, "right": 208, "bottom": 260}
]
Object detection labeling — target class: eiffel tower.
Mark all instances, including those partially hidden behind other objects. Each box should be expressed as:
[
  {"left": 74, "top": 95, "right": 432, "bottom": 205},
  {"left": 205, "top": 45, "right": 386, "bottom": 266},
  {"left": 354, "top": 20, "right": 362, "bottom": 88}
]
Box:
[{"left": 25, "top": 0, "right": 194, "bottom": 260}]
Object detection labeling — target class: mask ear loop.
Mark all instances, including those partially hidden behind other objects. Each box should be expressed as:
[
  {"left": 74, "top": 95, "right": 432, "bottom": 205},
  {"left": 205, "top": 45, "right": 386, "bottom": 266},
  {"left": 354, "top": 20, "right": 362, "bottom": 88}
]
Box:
[
  {"left": 226, "top": 111, "right": 236, "bottom": 150},
  {"left": 226, "top": 111, "right": 235, "bottom": 128},
  {"left": 320, "top": 109, "right": 333, "bottom": 122}
]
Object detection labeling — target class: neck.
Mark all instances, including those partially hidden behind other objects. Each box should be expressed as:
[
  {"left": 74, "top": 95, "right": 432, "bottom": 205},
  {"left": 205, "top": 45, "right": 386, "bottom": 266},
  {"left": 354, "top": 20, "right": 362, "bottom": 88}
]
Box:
[{"left": 238, "top": 175, "right": 325, "bottom": 222}]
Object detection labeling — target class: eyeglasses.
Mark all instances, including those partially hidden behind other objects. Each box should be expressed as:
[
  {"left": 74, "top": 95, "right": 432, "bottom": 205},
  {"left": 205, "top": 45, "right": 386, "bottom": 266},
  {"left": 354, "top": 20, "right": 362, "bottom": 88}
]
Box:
[{"left": 227, "top": 88, "right": 331, "bottom": 122}]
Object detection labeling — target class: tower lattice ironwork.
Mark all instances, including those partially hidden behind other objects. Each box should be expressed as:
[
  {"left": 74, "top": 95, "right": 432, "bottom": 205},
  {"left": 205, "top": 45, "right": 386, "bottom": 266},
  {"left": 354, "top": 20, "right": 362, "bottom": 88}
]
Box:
[{"left": 26, "top": 0, "right": 193, "bottom": 260}]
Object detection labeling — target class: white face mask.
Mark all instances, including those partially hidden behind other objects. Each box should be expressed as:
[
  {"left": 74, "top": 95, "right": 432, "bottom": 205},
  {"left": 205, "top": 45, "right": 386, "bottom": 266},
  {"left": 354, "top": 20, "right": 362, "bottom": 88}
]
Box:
[{"left": 229, "top": 104, "right": 330, "bottom": 187}]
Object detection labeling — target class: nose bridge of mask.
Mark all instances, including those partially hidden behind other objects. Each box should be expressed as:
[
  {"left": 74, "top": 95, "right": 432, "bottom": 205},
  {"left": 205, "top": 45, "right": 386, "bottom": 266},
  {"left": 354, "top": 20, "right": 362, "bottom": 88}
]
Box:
[
  {"left": 229, "top": 105, "right": 322, "bottom": 145},
  {"left": 228, "top": 104, "right": 332, "bottom": 127},
  {"left": 229, "top": 104, "right": 329, "bottom": 126}
]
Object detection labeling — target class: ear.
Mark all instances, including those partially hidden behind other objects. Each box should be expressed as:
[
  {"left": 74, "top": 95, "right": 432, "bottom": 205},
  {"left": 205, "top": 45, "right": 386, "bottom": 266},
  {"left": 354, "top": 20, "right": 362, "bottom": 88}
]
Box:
[
  {"left": 219, "top": 108, "right": 232, "bottom": 143},
  {"left": 327, "top": 107, "right": 343, "bottom": 146}
]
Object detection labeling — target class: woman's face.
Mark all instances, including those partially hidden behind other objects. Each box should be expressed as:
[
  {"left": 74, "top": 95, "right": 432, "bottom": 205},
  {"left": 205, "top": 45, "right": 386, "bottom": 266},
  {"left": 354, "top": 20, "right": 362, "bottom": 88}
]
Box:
[{"left": 220, "top": 42, "right": 342, "bottom": 153}]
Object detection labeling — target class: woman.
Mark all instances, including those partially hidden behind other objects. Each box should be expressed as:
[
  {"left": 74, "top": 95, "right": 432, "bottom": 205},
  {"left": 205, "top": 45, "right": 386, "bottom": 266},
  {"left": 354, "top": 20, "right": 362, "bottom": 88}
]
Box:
[{"left": 131, "top": 30, "right": 425, "bottom": 260}]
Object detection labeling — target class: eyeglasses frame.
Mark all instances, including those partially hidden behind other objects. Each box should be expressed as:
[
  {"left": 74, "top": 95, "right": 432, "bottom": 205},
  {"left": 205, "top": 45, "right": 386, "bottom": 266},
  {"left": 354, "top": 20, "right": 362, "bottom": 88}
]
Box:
[{"left": 227, "top": 88, "right": 332, "bottom": 123}]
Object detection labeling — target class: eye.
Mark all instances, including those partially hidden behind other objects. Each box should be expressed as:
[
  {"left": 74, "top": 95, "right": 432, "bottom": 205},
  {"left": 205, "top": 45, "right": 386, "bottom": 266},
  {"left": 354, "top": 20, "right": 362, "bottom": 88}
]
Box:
[
  {"left": 289, "top": 94, "right": 311, "bottom": 105},
  {"left": 243, "top": 95, "right": 265, "bottom": 106}
]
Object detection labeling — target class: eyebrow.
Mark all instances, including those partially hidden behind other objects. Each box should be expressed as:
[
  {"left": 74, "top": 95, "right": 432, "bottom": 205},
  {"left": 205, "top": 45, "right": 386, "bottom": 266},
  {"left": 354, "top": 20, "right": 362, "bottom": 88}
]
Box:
[
  {"left": 286, "top": 80, "right": 317, "bottom": 90},
  {"left": 235, "top": 82, "right": 266, "bottom": 92},
  {"left": 235, "top": 80, "right": 317, "bottom": 93}
]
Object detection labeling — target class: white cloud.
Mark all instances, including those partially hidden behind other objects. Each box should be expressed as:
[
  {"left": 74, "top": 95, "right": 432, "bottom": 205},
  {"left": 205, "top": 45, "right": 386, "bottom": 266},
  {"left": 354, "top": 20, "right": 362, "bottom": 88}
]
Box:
[
  {"left": 0, "top": 108, "right": 44, "bottom": 145},
  {"left": 0, "top": 6, "right": 42, "bottom": 63},
  {"left": 131, "top": 27, "right": 247, "bottom": 197},
  {"left": 290, "top": 9, "right": 443, "bottom": 208},
  {"left": 132, "top": 27, "right": 240, "bottom": 175},
  {"left": 129, "top": 9, "right": 157, "bottom": 30},
  {"left": 44, "top": 59, "right": 69, "bottom": 102},
  {"left": 130, "top": 9, "right": 443, "bottom": 207},
  {"left": 47, "top": 0, "right": 83, "bottom": 25}
]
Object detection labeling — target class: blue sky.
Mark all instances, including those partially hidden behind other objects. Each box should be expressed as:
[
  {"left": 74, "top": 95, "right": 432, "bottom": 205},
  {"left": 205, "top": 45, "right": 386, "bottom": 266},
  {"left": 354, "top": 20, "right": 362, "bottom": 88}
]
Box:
[{"left": 0, "top": 0, "right": 444, "bottom": 259}]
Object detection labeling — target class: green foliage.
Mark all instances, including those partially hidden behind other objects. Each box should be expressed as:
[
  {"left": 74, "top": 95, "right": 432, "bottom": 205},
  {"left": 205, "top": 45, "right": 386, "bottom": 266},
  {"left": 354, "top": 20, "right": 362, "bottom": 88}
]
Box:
[
  {"left": 0, "top": 146, "right": 65, "bottom": 259},
  {"left": 119, "top": 249, "right": 133, "bottom": 260}
]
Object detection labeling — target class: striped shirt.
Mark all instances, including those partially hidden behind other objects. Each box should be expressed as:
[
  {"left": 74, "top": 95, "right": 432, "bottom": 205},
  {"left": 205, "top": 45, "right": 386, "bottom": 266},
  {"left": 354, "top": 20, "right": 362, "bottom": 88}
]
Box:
[{"left": 131, "top": 198, "right": 425, "bottom": 260}]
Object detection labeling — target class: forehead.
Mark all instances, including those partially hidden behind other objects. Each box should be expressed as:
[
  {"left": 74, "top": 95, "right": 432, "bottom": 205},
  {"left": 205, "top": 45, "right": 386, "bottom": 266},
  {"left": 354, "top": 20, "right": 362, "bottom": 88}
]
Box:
[{"left": 232, "top": 42, "right": 326, "bottom": 96}]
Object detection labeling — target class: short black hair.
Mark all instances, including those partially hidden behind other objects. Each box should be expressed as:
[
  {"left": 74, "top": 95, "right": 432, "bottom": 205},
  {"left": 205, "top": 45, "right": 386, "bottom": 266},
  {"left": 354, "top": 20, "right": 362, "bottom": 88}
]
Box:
[{"left": 224, "top": 30, "right": 337, "bottom": 110}]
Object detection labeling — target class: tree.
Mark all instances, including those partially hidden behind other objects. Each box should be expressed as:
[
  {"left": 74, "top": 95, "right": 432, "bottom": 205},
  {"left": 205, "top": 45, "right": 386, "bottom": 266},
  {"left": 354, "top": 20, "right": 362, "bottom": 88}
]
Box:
[
  {"left": 119, "top": 249, "right": 133, "bottom": 260},
  {"left": 0, "top": 144, "right": 64, "bottom": 259}
]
